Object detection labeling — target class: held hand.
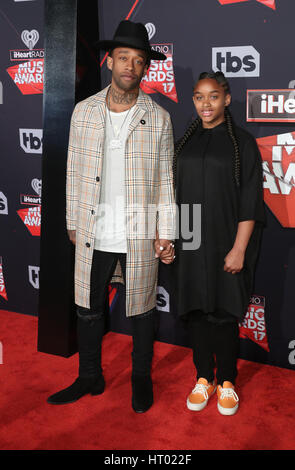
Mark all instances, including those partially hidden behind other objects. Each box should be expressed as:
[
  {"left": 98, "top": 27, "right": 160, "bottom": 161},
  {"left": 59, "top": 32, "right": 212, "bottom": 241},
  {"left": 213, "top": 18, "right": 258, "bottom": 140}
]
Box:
[
  {"left": 154, "top": 239, "right": 175, "bottom": 264},
  {"left": 67, "top": 229, "right": 76, "bottom": 245},
  {"left": 224, "top": 248, "right": 245, "bottom": 274}
]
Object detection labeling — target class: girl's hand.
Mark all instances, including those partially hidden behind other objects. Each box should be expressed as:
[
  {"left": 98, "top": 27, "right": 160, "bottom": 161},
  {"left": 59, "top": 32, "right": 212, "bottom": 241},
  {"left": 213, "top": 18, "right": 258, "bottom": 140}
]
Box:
[
  {"left": 224, "top": 248, "right": 245, "bottom": 274},
  {"left": 154, "top": 239, "right": 175, "bottom": 264},
  {"left": 67, "top": 229, "right": 76, "bottom": 245}
]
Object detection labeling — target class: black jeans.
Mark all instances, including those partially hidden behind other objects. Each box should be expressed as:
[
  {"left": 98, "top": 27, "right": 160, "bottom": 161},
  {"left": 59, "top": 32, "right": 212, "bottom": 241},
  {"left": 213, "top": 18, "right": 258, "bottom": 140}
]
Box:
[
  {"left": 188, "top": 310, "right": 240, "bottom": 385},
  {"left": 76, "top": 250, "right": 156, "bottom": 378}
]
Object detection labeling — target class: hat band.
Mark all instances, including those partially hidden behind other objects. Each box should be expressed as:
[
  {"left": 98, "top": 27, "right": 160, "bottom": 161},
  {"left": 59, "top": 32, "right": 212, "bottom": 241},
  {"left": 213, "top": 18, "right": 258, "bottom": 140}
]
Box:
[{"left": 111, "top": 36, "right": 151, "bottom": 52}]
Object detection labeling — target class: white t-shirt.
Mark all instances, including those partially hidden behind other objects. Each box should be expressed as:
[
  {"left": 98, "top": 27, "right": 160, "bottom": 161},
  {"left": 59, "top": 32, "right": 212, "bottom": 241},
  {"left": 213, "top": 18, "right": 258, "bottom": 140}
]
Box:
[{"left": 94, "top": 106, "right": 134, "bottom": 252}]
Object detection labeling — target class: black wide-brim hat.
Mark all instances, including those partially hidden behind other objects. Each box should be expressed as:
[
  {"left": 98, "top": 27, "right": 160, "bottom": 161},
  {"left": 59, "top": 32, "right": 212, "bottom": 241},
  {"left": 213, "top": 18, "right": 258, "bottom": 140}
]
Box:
[{"left": 96, "top": 20, "right": 166, "bottom": 61}]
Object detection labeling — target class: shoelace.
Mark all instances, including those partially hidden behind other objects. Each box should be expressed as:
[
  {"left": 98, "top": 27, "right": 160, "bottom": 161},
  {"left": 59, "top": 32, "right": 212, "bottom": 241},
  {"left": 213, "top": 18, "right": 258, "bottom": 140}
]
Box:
[
  {"left": 219, "top": 387, "right": 239, "bottom": 402},
  {"left": 192, "top": 383, "right": 209, "bottom": 400}
]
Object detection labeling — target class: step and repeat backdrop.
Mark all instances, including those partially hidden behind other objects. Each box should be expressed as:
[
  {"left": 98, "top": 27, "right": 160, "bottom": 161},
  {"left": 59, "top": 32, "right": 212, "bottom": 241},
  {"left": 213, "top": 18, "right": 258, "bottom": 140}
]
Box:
[
  {"left": 0, "top": 0, "right": 44, "bottom": 315},
  {"left": 1, "top": 0, "right": 295, "bottom": 370}
]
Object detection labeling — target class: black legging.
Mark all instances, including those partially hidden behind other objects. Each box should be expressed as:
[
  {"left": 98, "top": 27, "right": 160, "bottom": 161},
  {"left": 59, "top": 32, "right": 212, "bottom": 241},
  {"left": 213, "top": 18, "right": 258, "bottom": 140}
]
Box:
[
  {"left": 77, "top": 250, "right": 156, "bottom": 378},
  {"left": 188, "top": 310, "right": 240, "bottom": 385}
]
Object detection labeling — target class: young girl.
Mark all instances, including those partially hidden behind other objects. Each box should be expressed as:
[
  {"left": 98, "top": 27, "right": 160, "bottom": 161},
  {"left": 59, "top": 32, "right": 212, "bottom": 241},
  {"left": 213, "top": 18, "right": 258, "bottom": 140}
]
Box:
[{"left": 174, "top": 71, "right": 264, "bottom": 415}]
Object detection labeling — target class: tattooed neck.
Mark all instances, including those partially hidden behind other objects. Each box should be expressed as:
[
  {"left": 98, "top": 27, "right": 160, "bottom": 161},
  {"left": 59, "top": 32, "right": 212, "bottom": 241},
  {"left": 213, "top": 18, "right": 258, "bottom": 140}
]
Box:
[{"left": 109, "top": 86, "right": 138, "bottom": 107}]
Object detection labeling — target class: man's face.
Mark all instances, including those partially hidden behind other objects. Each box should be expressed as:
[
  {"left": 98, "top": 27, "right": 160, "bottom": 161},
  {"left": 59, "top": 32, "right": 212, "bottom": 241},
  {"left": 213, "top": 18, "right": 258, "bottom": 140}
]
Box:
[{"left": 107, "top": 47, "right": 149, "bottom": 92}]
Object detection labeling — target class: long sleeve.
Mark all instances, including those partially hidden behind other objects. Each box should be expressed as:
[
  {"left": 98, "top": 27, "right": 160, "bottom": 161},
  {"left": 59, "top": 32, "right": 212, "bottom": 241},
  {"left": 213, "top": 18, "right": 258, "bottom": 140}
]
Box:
[
  {"left": 66, "top": 106, "right": 80, "bottom": 231},
  {"left": 238, "top": 134, "right": 265, "bottom": 224},
  {"left": 157, "top": 114, "right": 177, "bottom": 240}
]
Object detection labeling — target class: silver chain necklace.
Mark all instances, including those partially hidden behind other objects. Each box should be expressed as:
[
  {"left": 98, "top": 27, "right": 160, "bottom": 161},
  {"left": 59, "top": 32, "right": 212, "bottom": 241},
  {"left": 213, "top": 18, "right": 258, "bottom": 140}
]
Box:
[{"left": 107, "top": 91, "right": 134, "bottom": 150}]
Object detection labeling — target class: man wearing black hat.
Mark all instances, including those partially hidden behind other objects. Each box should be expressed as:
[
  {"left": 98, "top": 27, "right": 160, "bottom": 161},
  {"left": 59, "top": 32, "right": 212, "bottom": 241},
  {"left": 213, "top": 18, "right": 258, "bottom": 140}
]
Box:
[{"left": 47, "top": 21, "right": 176, "bottom": 413}]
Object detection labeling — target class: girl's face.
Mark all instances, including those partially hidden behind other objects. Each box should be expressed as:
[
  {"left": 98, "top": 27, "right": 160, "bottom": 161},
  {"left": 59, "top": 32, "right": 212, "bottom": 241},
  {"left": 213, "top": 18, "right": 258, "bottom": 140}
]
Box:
[{"left": 193, "top": 78, "right": 231, "bottom": 128}]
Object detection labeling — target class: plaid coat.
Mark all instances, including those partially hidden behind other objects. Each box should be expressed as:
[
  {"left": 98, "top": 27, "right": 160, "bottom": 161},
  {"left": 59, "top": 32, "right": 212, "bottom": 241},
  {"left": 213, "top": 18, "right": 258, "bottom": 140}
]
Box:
[{"left": 66, "top": 85, "right": 175, "bottom": 317}]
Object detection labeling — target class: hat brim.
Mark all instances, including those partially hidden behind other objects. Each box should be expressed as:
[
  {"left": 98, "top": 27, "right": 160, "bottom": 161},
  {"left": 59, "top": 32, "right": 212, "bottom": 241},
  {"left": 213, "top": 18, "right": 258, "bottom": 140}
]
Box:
[{"left": 96, "top": 39, "right": 167, "bottom": 61}]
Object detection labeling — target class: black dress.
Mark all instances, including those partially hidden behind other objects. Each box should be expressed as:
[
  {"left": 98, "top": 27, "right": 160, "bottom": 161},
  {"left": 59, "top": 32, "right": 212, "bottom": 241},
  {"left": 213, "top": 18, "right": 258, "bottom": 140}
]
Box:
[{"left": 175, "top": 121, "right": 265, "bottom": 321}]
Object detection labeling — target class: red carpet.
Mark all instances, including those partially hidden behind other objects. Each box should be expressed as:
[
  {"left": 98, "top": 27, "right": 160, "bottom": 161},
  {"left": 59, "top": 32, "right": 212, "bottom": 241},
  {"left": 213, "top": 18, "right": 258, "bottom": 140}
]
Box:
[{"left": 0, "top": 309, "right": 294, "bottom": 451}]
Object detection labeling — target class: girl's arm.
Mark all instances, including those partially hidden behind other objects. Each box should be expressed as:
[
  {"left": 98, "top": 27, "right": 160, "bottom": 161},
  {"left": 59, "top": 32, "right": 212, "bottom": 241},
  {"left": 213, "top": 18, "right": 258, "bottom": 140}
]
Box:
[{"left": 224, "top": 220, "right": 255, "bottom": 274}]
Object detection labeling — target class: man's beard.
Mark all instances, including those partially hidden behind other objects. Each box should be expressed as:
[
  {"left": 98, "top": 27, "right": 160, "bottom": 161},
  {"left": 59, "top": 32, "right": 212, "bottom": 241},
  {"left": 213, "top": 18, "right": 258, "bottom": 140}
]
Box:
[{"left": 112, "top": 73, "right": 142, "bottom": 94}]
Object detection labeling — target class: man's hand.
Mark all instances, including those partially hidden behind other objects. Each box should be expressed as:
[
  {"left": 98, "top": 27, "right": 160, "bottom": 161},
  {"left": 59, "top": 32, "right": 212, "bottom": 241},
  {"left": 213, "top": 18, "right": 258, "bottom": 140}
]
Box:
[
  {"left": 67, "top": 229, "right": 76, "bottom": 245},
  {"left": 154, "top": 238, "right": 175, "bottom": 264}
]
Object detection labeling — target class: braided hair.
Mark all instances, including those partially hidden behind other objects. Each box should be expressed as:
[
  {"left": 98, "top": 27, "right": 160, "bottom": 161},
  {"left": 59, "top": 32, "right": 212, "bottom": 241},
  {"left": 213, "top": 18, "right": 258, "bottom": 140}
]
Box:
[{"left": 173, "top": 71, "right": 240, "bottom": 188}]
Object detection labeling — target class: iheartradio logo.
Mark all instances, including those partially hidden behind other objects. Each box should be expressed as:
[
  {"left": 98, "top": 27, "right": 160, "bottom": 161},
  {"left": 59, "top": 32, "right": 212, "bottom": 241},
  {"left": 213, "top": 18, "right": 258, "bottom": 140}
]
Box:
[
  {"left": 247, "top": 90, "right": 295, "bottom": 123},
  {"left": 8, "top": 27, "right": 43, "bottom": 93},
  {"left": 31, "top": 178, "right": 42, "bottom": 196},
  {"left": 0, "top": 192, "right": 8, "bottom": 215},
  {"left": 145, "top": 23, "right": 156, "bottom": 40},
  {"left": 21, "top": 30, "right": 39, "bottom": 50},
  {"left": 19, "top": 178, "right": 42, "bottom": 206},
  {"left": 10, "top": 28, "right": 43, "bottom": 62}
]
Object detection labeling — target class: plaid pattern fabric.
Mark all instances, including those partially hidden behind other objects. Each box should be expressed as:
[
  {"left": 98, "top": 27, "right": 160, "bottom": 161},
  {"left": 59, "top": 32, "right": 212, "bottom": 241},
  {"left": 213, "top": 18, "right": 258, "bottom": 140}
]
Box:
[{"left": 66, "top": 86, "right": 176, "bottom": 316}]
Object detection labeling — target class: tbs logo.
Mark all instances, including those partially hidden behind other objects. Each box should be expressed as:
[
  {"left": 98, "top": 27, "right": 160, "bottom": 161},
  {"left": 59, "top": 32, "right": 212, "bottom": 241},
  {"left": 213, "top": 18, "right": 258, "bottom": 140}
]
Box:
[
  {"left": 19, "top": 129, "right": 43, "bottom": 154},
  {"left": 156, "top": 286, "right": 170, "bottom": 313},
  {"left": 28, "top": 265, "right": 40, "bottom": 289},
  {"left": 212, "top": 46, "right": 260, "bottom": 78}
]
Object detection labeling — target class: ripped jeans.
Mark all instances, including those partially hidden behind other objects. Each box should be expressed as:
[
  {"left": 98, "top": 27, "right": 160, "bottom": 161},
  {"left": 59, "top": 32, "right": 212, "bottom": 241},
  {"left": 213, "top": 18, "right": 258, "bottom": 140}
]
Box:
[{"left": 76, "top": 250, "right": 156, "bottom": 378}]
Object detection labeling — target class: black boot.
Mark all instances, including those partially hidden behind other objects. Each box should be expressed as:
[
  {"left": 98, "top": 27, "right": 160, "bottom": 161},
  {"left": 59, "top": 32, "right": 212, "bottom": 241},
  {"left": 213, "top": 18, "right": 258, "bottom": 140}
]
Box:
[
  {"left": 76, "top": 313, "right": 105, "bottom": 378},
  {"left": 47, "top": 375, "right": 105, "bottom": 405},
  {"left": 47, "top": 312, "right": 106, "bottom": 405},
  {"left": 131, "top": 310, "right": 155, "bottom": 413},
  {"left": 131, "top": 373, "right": 153, "bottom": 413}
]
